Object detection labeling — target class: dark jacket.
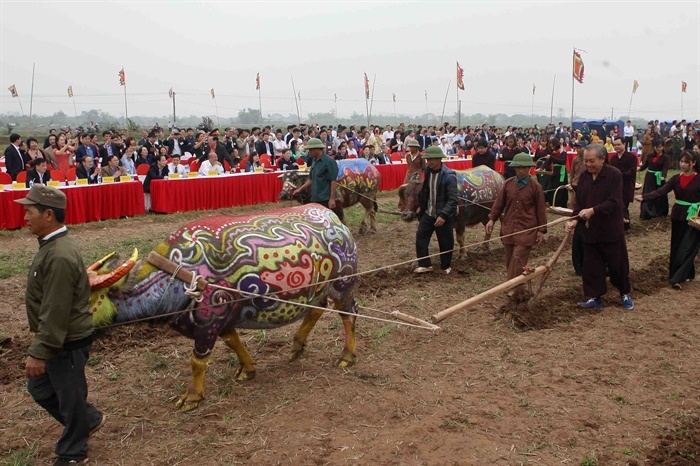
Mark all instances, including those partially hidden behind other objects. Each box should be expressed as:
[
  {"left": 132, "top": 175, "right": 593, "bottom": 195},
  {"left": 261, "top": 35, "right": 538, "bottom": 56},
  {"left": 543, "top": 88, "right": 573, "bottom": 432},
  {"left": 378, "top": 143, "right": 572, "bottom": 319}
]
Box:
[
  {"left": 419, "top": 164, "right": 458, "bottom": 220},
  {"left": 76, "top": 164, "right": 98, "bottom": 184},
  {"left": 472, "top": 151, "right": 496, "bottom": 170},
  {"left": 609, "top": 151, "right": 638, "bottom": 204},
  {"left": 99, "top": 143, "right": 122, "bottom": 166},
  {"left": 573, "top": 164, "right": 625, "bottom": 243},
  {"left": 4, "top": 144, "right": 26, "bottom": 180},
  {"left": 254, "top": 140, "right": 275, "bottom": 160},
  {"left": 26, "top": 229, "right": 93, "bottom": 360},
  {"left": 143, "top": 163, "right": 168, "bottom": 193},
  {"left": 165, "top": 137, "right": 187, "bottom": 155},
  {"left": 25, "top": 168, "right": 52, "bottom": 187},
  {"left": 642, "top": 173, "right": 700, "bottom": 222}
]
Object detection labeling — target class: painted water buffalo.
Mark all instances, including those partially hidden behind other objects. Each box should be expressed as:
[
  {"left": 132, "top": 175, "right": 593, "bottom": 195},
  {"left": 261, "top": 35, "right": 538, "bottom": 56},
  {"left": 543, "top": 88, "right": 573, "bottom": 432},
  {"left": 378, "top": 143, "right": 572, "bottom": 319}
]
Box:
[
  {"left": 398, "top": 166, "right": 504, "bottom": 254},
  {"left": 278, "top": 158, "right": 381, "bottom": 234},
  {"left": 88, "top": 205, "right": 359, "bottom": 411}
]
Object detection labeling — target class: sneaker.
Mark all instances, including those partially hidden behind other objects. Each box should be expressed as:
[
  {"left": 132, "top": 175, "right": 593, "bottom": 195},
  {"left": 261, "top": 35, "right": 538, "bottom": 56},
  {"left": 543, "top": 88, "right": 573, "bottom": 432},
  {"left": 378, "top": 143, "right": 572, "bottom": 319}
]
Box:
[
  {"left": 621, "top": 294, "right": 634, "bottom": 310},
  {"left": 443, "top": 268, "right": 452, "bottom": 275},
  {"left": 90, "top": 413, "right": 106, "bottom": 436},
  {"left": 578, "top": 297, "right": 604, "bottom": 309},
  {"left": 672, "top": 283, "right": 682, "bottom": 290},
  {"left": 53, "top": 458, "right": 88, "bottom": 465},
  {"left": 413, "top": 266, "right": 433, "bottom": 274}
]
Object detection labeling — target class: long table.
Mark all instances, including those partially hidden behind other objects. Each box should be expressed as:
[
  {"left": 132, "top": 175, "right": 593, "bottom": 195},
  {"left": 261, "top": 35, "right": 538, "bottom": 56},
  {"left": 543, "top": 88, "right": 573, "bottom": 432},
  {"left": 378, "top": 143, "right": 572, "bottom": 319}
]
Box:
[
  {"left": 149, "top": 172, "right": 284, "bottom": 214},
  {"left": 1, "top": 181, "right": 146, "bottom": 230}
]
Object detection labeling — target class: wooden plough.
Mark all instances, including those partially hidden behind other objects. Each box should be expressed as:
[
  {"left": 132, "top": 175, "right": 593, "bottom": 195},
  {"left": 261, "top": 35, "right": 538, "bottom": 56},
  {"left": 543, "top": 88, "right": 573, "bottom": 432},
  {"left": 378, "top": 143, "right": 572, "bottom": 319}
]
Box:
[{"left": 431, "top": 216, "right": 573, "bottom": 324}]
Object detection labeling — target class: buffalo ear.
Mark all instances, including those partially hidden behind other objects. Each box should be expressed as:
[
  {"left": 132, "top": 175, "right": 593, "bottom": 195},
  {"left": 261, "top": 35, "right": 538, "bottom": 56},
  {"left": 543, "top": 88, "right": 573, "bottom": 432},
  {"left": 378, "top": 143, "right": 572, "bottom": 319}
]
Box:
[{"left": 398, "top": 184, "right": 406, "bottom": 199}]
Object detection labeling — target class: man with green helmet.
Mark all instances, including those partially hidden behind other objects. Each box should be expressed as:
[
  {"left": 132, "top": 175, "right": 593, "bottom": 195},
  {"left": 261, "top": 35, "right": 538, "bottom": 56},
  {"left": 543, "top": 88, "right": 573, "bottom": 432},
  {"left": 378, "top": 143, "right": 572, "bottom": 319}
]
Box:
[
  {"left": 486, "top": 153, "right": 547, "bottom": 281},
  {"left": 293, "top": 138, "right": 339, "bottom": 210}
]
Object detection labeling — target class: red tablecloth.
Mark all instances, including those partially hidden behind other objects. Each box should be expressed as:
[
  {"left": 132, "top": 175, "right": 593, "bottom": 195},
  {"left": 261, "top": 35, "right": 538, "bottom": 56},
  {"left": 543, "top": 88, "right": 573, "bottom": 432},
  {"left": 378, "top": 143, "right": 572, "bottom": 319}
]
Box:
[
  {"left": 375, "top": 159, "right": 508, "bottom": 191},
  {"left": 150, "top": 172, "right": 284, "bottom": 214},
  {"left": 1, "top": 181, "right": 145, "bottom": 230}
]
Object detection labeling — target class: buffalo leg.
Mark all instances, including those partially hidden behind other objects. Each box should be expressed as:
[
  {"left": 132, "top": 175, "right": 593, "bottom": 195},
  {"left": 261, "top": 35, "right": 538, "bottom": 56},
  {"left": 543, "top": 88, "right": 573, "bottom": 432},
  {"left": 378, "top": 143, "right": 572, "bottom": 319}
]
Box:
[
  {"left": 337, "top": 312, "right": 357, "bottom": 368},
  {"left": 175, "top": 353, "right": 211, "bottom": 412},
  {"left": 220, "top": 329, "right": 256, "bottom": 382},
  {"left": 290, "top": 308, "right": 325, "bottom": 361},
  {"left": 369, "top": 204, "right": 377, "bottom": 233}
]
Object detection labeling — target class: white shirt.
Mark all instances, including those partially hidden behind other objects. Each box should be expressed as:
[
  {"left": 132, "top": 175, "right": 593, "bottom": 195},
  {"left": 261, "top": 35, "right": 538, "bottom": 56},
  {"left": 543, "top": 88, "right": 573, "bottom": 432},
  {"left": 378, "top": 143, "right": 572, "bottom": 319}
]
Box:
[
  {"left": 273, "top": 139, "right": 287, "bottom": 157},
  {"left": 168, "top": 162, "right": 188, "bottom": 176},
  {"left": 382, "top": 130, "right": 394, "bottom": 142},
  {"left": 198, "top": 160, "right": 224, "bottom": 176},
  {"left": 623, "top": 125, "right": 634, "bottom": 137}
]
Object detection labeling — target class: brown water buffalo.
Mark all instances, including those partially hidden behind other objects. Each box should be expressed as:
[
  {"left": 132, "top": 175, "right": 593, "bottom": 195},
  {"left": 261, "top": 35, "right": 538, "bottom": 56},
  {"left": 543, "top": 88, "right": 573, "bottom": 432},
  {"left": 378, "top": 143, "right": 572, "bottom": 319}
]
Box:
[
  {"left": 398, "top": 166, "right": 504, "bottom": 255},
  {"left": 278, "top": 158, "right": 381, "bottom": 234}
]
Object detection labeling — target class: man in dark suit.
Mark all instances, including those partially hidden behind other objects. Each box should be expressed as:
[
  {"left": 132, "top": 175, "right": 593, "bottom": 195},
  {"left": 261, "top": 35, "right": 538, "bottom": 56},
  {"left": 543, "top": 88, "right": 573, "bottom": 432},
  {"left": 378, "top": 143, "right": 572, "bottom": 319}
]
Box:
[
  {"left": 417, "top": 128, "right": 431, "bottom": 151},
  {"left": 165, "top": 129, "right": 187, "bottom": 157},
  {"left": 376, "top": 145, "right": 393, "bottom": 165},
  {"left": 4, "top": 133, "right": 26, "bottom": 180},
  {"left": 254, "top": 133, "right": 276, "bottom": 164},
  {"left": 479, "top": 124, "right": 491, "bottom": 142},
  {"left": 143, "top": 154, "right": 169, "bottom": 194},
  {"left": 609, "top": 137, "right": 638, "bottom": 230},
  {"left": 98, "top": 131, "right": 122, "bottom": 166},
  {"left": 75, "top": 156, "right": 99, "bottom": 184},
  {"left": 25, "top": 158, "right": 52, "bottom": 187},
  {"left": 74, "top": 134, "right": 97, "bottom": 165},
  {"left": 142, "top": 131, "right": 161, "bottom": 163}
]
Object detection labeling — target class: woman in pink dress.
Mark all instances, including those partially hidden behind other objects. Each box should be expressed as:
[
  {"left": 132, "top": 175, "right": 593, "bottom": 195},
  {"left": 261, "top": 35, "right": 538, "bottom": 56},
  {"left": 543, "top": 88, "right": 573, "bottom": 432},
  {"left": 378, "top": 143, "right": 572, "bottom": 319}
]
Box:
[{"left": 53, "top": 133, "right": 76, "bottom": 173}]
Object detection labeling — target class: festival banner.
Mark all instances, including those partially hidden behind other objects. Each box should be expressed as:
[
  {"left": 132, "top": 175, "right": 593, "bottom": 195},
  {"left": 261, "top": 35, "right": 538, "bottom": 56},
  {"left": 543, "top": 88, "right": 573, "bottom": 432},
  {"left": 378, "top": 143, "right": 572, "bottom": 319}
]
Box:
[
  {"left": 364, "top": 73, "right": 370, "bottom": 100},
  {"left": 210, "top": 88, "right": 215, "bottom": 99},
  {"left": 256, "top": 72, "right": 260, "bottom": 91},
  {"left": 118, "top": 68, "right": 125, "bottom": 86},
  {"left": 682, "top": 81, "right": 687, "bottom": 93},
  {"left": 573, "top": 51, "right": 584, "bottom": 84},
  {"left": 168, "top": 87, "right": 173, "bottom": 98},
  {"left": 532, "top": 83, "right": 536, "bottom": 95},
  {"left": 8, "top": 84, "right": 18, "bottom": 97},
  {"left": 67, "top": 86, "right": 73, "bottom": 98},
  {"left": 457, "top": 62, "right": 465, "bottom": 91}
]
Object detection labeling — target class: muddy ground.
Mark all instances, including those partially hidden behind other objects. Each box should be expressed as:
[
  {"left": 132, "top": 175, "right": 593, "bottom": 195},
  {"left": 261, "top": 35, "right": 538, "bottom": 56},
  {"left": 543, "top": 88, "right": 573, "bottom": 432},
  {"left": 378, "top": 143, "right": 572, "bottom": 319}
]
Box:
[{"left": 1, "top": 191, "right": 698, "bottom": 465}]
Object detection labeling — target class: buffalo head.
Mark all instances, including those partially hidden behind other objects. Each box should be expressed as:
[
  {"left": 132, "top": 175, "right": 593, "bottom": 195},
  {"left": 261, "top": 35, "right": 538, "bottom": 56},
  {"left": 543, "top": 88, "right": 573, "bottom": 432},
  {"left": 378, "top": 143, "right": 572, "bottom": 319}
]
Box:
[
  {"left": 398, "top": 180, "right": 422, "bottom": 221},
  {"left": 278, "top": 171, "right": 310, "bottom": 202}
]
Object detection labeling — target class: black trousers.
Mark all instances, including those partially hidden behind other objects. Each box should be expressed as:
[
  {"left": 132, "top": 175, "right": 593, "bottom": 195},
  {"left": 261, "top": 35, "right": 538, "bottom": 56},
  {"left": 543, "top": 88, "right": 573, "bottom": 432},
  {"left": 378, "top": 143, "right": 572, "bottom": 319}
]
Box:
[
  {"left": 28, "top": 345, "right": 102, "bottom": 461},
  {"left": 624, "top": 136, "right": 633, "bottom": 151},
  {"left": 670, "top": 219, "right": 700, "bottom": 284},
  {"left": 571, "top": 221, "right": 586, "bottom": 276},
  {"left": 582, "top": 238, "right": 631, "bottom": 298},
  {"left": 416, "top": 214, "right": 454, "bottom": 270}
]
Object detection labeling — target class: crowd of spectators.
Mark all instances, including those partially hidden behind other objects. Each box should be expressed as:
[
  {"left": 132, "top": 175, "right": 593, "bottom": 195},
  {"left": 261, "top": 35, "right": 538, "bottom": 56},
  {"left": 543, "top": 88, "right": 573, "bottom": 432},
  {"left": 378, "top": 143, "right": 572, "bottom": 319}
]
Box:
[{"left": 3, "top": 119, "right": 699, "bottom": 192}]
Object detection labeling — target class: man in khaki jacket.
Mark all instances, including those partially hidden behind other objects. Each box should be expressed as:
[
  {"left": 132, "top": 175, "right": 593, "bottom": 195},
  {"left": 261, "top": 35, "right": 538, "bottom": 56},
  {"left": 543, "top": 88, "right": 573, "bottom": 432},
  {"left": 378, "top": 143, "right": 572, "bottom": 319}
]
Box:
[{"left": 15, "top": 185, "right": 104, "bottom": 465}]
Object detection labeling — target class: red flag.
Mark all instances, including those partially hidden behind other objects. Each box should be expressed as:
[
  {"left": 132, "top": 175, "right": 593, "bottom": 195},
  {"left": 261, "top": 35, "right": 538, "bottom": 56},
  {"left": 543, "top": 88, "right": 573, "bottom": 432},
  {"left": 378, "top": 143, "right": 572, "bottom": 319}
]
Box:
[
  {"left": 682, "top": 81, "right": 687, "bottom": 93},
  {"left": 8, "top": 84, "right": 18, "bottom": 97},
  {"left": 364, "top": 73, "right": 370, "bottom": 100},
  {"left": 573, "top": 51, "right": 584, "bottom": 84},
  {"left": 118, "top": 68, "right": 125, "bottom": 86},
  {"left": 457, "top": 62, "right": 465, "bottom": 91},
  {"left": 256, "top": 72, "right": 260, "bottom": 91},
  {"left": 632, "top": 80, "right": 639, "bottom": 94}
]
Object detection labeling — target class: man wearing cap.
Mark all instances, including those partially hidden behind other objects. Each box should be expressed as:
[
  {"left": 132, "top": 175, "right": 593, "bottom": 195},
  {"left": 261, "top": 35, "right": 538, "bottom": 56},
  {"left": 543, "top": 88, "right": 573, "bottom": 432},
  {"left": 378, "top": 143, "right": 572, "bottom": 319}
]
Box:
[
  {"left": 414, "top": 146, "right": 459, "bottom": 274},
  {"left": 404, "top": 139, "right": 423, "bottom": 183},
  {"left": 293, "top": 138, "right": 339, "bottom": 211},
  {"left": 15, "top": 185, "right": 104, "bottom": 466},
  {"left": 486, "top": 153, "right": 547, "bottom": 281}
]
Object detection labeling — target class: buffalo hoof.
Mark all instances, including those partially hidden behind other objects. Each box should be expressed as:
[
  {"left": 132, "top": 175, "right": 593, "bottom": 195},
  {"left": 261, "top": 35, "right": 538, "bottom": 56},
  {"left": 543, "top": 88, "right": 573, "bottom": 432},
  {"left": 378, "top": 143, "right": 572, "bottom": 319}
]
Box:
[
  {"left": 175, "top": 390, "right": 204, "bottom": 412},
  {"left": 289, "top": 348, "right": 304, "bottom": 362},
  {"left": 358, "top": 225, "right": 368, "bottom": 235},
  {"left": 234, "top": 367, "right": 256, "bottom": 382},
  {"left": 335, "top": 355, "right": 357, "bottom": 368}
]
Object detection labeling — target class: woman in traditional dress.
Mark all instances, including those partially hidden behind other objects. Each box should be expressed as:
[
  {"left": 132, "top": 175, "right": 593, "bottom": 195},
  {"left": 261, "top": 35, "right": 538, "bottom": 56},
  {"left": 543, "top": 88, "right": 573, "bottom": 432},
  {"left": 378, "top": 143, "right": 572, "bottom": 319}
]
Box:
[
  {"left": 636, "top": 151, "right": 700, "bottom": 289},
  {"left": 53, "top": 133, "right": 75, "bottom": 173},
  {"left": 638, "top": 139, "right": 670, "bottom": 220},
  {"left": 498, "top": 134, "right": 522, "bottom": 180},
  {"left": 545, "top": 138, "right": 569, "bottom": 207}
]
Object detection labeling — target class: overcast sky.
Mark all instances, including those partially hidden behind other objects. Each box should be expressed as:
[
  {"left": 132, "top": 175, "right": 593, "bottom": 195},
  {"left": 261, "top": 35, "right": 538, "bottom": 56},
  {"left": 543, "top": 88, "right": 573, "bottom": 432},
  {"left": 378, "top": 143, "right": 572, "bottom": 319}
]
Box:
[{"left": 1, "top": 1, "right": 699, "bottom": 122}]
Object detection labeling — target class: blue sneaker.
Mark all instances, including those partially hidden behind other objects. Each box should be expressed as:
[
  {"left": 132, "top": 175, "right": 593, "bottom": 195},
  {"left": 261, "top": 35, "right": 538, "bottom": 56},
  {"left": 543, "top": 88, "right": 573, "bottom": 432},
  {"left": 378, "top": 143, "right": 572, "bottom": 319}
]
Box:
[
  {"left": 579, "top": 297, "right": 604, "bottom": 309},
  {"left": 621, "top": 294, "right": 634, "bottom": 310}
]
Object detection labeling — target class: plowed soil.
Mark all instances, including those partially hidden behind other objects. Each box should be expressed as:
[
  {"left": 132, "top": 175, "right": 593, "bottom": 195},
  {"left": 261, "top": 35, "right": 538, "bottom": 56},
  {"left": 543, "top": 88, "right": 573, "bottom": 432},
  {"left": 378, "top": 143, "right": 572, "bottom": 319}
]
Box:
[{"left": 1, "top": 192, "right": 698, "bottom": 465}]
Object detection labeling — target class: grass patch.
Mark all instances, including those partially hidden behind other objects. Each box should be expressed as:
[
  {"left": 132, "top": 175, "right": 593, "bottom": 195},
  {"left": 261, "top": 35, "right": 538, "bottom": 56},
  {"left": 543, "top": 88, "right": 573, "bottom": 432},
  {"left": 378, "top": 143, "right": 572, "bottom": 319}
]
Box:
[
  {"left": 580, "top": 458, "right": 597, "bottom": 466},
  {"left": 2, "top": 445, "right": 38, "bottom": 466},
  {"left": 0, "top": 251, "right": 35, "bottom": 280},
  {"left": 142, "top": 352, "right": 169, "bottom": 371}
]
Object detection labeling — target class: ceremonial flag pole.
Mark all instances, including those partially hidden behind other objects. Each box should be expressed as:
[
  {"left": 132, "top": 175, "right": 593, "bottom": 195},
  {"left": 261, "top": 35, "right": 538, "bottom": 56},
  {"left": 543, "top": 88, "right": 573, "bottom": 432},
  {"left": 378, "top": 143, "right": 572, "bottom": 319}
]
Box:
[
  {"left": 571, "top": 48, "right": 585, "bottom": 126},
  {"left": 211, "top": 88, "right": 219, "bottom": 126},
  {"left": 8, "top": 84, "right": 24, "bottom": 115},
  {"left": 334, "top": 93, "right": 338, "bottom": 123},
  {"left": 256, "top": 72, "right": 262, "bottom": 124},
  {"left": 369, "top": 74, "right": 377, "bottom": 125},
  {"left": 68, "top": 86, "right": 77, "bottom": 119},
  {"left": 457, "top": 61, "right": 465, "bottom": 128},
  {"left": 681, "top": 81, "right": 687, "bottom": 119},
  {"left": 291, "top": 74, "right": 301, "bottom": 126},
  {"left": 440, "top": 80, "right": 451, "bottom": 126},
  {"left": 627, "top": 80, "right": 638, "bottom": 119},
  {"left": 298, "top": 91, "right": 302, "bottom": 122},
  {"left": 424, "top": 90, "right": 428, "bottom": 118},
  {"left": 364, "top": 72, "right": 370, "bottom": 127},
  {"left": 550, "top": 74, "right": 556, "bottom": 123},
  {"left": 392, "top": 93, "right": 397, "bottom": 121},
  {"left": 531, "top": 83, "right": 536, "bottom": 125},
  {"left": 169, "top": 87, "right": 176, "bottom": 123},
  {"left": 29, "top": 63, "right": 35, "bottom": 133},
  {"left": 119, "top": 67, "right": 128, "bottom": 132}
]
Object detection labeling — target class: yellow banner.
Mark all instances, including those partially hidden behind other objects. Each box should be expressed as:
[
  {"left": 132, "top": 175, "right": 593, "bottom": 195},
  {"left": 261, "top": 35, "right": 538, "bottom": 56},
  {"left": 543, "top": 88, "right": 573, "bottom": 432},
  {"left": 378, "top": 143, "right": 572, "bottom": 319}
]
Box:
[{"left": 102, "top": 176, "right": 114, "bottom": 184}]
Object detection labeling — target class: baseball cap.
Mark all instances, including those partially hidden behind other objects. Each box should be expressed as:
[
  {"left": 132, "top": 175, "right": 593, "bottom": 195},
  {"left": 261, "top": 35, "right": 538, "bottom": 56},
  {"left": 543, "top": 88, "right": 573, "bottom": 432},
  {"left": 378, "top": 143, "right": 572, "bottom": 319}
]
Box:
[{"left": 14, "top": 184, "right": 67, "bottom": 209}]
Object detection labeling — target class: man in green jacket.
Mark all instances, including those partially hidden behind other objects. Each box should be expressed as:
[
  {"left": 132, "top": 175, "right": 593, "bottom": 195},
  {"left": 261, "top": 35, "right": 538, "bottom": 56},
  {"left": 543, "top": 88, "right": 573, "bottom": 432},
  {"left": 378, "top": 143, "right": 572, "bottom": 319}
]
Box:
[
  {"left": 15, "top": 185, "right": 104, "bottom": 466},
  {"left": 293, "top": 137, "right": 339, "bottom": 211}
]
